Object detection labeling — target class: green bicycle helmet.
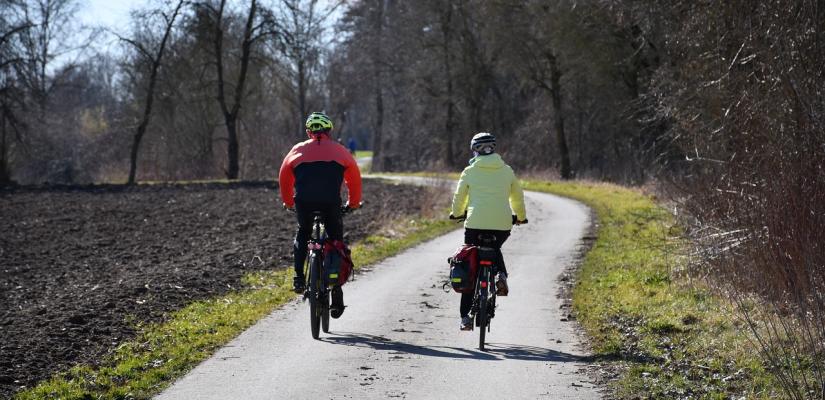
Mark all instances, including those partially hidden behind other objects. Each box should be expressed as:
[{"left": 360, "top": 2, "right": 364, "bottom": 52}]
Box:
[{"left": 305, "top": 112, "right": 333, "bottom": 133}]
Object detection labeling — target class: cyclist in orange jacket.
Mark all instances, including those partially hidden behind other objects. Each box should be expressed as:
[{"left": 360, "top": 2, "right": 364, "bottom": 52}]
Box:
[{"left": 279, "top": 112, "right": 362, "bottom": 318}]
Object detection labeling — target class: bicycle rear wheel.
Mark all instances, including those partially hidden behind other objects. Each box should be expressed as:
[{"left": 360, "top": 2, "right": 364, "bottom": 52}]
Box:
[
  {"left": 478, "top": 289, "right": 488, "bottom": 351},
  {"left": 308, "top": 253, "right": 321, "bottom": 339}
]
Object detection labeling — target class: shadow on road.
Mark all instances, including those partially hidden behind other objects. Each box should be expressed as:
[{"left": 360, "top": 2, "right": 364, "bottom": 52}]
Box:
[
  {"left": 322, "top": 332, "right": 586, "bottom": 363},
  {"left": 322, "top": 331, "right": 496, "bottom": 360},
  {"left": 482, "top": 343, "right": 587, "bottom": 362}
]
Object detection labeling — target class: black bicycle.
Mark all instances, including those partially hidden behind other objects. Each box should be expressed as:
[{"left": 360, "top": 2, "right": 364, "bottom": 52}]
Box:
[
  {"left": 292, "top": 206, "right": 359, "bottom": 339},
  {"left": 451, "top": 214, "right": 527, "bottom": 351},
  {"left": 472, "top": 234, "right": 500, "bottom": 351},
  {"left": 304, "top": 210, "right": 330, "bottom": 339}
]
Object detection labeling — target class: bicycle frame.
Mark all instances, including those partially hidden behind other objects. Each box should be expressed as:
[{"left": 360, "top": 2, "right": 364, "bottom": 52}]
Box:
[{"left": 304, "top": 214, "right": 326, "bottom": 284}]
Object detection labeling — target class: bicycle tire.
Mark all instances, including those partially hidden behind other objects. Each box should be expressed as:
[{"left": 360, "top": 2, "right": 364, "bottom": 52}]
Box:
[
  {"left": 488, "top": 292, "right": 496, "bottom": 332},
  {"left": 478, "top": 291, "right": 487, "bottom": 350},
  {"left": 321, "top": 289, "right": 330, "bottom": 333},
  {"left": 309, "top": 253, "right": 321, "bottom": 339}
]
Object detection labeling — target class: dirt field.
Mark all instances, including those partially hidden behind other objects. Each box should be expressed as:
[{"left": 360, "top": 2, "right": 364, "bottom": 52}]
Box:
[{"left": 0, "top": 179, "right": 434, "bottom": 398}]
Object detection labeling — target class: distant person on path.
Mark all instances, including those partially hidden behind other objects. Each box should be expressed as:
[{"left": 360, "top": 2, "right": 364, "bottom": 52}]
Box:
[
  {"left": 449, "top": 132, "right": 527, "bottom": 331},
  {"left": 347, "top": 137, "right": 357, "bottom": 155},
  {"left": 279, "top": 112, "right": 362, "bottom": 318}
]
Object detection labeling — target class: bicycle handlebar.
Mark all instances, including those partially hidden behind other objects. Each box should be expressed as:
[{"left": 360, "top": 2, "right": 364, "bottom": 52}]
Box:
[
  {"left": 512, "top": 215, "right": 528, "bottom": 225},
  {"left": 283, "top": 202, "right": 363, "bottom": 215},
  {"left": 341, "top": 201, "right": 364, "bottom": 215},
  {"left": 448, "top": 213, "right": 527, "bottom": 225}
]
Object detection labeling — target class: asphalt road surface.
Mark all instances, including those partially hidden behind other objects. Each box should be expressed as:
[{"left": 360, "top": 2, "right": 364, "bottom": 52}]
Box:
[{"left": 156, "top": 189, "right": 600, "bottom": 399}]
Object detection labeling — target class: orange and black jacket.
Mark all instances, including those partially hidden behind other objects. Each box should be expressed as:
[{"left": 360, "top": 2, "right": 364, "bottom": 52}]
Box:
[{"left": 279, "top": 135, "right": 362, "bottom": 208}]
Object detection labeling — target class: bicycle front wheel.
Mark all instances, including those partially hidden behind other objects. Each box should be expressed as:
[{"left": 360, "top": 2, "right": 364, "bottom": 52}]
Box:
[
  {"left": 308, "top": 253, "right": 321, "bottom": 339},
  {"left": 321, "top": 288, "right": 330, "bottom": 333}
]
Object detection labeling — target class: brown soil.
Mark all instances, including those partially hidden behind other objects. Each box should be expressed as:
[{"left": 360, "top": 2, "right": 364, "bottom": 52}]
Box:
[{"left": 0, "top": 179, "right": 432, "bottom": 398}]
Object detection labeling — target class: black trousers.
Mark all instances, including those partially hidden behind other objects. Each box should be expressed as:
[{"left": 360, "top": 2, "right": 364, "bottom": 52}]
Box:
[
  {"left": 293, "top": 200, "right": 343, "bottom": 277},
  {"left": 460, "top": 228, "right": 510, "bottom": 317}
]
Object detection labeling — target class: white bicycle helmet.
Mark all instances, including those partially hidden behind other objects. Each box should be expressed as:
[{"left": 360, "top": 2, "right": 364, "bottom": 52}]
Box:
[{"left": 470, "top": 132, "right": 496, "bottom": 155}]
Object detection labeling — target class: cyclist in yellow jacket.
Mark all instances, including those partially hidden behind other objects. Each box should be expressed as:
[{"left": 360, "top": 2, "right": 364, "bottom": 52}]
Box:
[{"left": 450, "top": 132, "right": 527, "bottom": 331}]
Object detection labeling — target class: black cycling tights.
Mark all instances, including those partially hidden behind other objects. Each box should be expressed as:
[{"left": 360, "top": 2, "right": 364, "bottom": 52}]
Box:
[
  {"left": 460, "top": 228, "right": 510, "bottom": 317},
  {"left": 293, "top": 200, "right": 343, "bottom": 277}
]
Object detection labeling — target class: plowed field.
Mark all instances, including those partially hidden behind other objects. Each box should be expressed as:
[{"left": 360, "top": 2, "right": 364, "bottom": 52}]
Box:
[{"left": 0, "top": 179, "right": 432, "bottom": 397}]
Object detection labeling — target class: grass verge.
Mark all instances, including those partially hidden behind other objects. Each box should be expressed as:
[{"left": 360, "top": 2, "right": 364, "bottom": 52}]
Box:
[
  {"left": 523, "top": 180, "right": 780, "bottom": 399},
  {"left": 16, "top": 219, "right": 457, "bottom": 400}
]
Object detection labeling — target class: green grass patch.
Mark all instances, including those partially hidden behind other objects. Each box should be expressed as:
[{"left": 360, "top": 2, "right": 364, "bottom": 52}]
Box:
[
  {"left": 523, "top": 180, "right": 780, "bottom": 399},
  {"left": 16, "top": 217, "right": 457, "bottom": 400},
  {"left": 354, "top": 150, "right": 373, "bottom": 159},
  {"left": 354, "top": 151, "right": 373, "bottom": 172}
]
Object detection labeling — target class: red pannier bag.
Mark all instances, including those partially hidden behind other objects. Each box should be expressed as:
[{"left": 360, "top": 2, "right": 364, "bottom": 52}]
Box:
[
  {"left": 323, "top": 240, "right": 354, "bottom": 286},
  {"left": 448, "top": 244, "right": 478, "bottom": 293}
]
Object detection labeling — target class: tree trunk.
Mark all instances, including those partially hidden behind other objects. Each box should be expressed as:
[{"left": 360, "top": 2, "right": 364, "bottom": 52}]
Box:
[
  {"left": 444, "top": 87, "right": 455, "bottom": 167},
  {"left": 37, "top": 0, "right": 50, "bottom": 118},
  {"left": 370, "top": 0, "right": 385, "bottom": 171},
  {"left": 214, "top": 0, "right": 257, "bottom": 179},
  {"left": 128, "top": 67, "right": 161, "bottom": 185},
  {"left": 127, "top": 0, "right": 184, "bottom": 185},
  {"left": 441, "top": 0, "right": 455, "bottom": 168},
  {"left": 0, "top": 111, "right": 8, "bottom": 184},
  {"left": 298, "top": 59, "right": 307, "bottom": 136},
  {"left": 547, "top": 51, "right": 572, "bottom": 179},
  {"left": 128, "top": 111, "right": 151, "bottom": 184},
  {"left": 226, "top": 118, "right": 239, "bottom": 179},
  {"left": 372, "top": 82, "right": 384, "bottom": 170}
]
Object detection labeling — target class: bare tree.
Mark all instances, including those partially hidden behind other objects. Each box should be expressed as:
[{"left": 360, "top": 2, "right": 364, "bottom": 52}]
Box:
[
  {"left": 16, "top": 0, "right": 99, "bottom": 115},
  {"left": 204, "top": 0, "right": 273, "bottom": 180},
  {"left": 0, "top": 2, "right": 32, "bottom": 184},
  {"left": 273, "top": 0, "right": 341, "bottom": 136},
  {"left": 368, "top": 0, "right": 385, "bottom": 171},
  {"left": 506, "top": 2, "right": 573, "bottom": 179},
  {"left": 544, "top": 49, "right": 571, "bottom": 179},
  {"left": 437, "top": 0, "right": 456, "bottom": 168},
  {"left": 2, "top": 0, "right": 102, "bottom": 184},
  {"left": 121, "top": 0, "right": 186, "bottom": 185}
]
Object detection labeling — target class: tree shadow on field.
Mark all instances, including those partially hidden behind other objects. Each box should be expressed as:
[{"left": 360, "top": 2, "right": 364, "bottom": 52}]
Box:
[{"left": 322, "top": 332, "right": 586, "bottom": 363}]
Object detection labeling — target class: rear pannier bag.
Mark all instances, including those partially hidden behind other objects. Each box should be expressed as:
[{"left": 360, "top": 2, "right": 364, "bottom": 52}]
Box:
[
  {"left": 448, "top": 244, "right": 478, "bottom": 293},
  {"left": 323, "top": 240, "right": 354, "bottom": 286}
]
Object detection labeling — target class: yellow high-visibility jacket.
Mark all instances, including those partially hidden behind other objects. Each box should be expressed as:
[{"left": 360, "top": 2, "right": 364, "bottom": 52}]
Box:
[{"left": 450, "top": 153, "right": 527, "bottom": 231}]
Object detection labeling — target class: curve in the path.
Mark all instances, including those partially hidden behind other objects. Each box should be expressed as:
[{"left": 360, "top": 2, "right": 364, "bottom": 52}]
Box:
[{"left": 156, "top": 189, "right": 600, "bottom": 399}]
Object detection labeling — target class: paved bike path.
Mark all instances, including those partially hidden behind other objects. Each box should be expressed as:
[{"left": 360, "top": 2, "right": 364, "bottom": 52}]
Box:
[{"left": 156, "top": 189, "right": 600, "bottom": 399}]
